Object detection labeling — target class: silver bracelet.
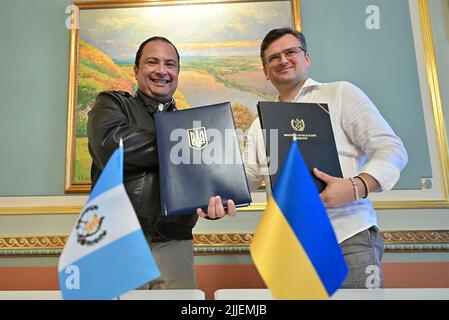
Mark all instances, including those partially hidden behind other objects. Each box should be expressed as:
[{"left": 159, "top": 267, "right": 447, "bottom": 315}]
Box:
[{"left": 349, "top": 177, "right": 360, "bottom": 202}]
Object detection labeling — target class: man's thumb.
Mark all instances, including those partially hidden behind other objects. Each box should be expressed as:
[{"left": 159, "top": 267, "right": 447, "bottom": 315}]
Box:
[{"left": 313, "top": 168, "right": 332, "bottom": 183}]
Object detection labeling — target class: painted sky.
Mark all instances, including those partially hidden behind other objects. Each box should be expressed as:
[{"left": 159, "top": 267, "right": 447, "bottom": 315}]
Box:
[{"left": 79, "top": 1, "right": 292, "bottom": 61}]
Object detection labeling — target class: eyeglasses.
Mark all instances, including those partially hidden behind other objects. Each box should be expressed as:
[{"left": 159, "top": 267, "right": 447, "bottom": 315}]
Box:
[{"left": 264, "top": 46, "right": 306, "bottom": 66}]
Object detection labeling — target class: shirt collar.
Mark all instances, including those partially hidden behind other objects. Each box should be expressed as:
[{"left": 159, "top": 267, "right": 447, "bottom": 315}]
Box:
[{"left": 275, "top": 78, "right": 322, "bottom": 102}]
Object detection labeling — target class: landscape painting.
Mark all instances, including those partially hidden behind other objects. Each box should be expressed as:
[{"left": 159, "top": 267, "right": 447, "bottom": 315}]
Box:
[{"left": 66, "top": 0, "right": 298, "bottom": 192}]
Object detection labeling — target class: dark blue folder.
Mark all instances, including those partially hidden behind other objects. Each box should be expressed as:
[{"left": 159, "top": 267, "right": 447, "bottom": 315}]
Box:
[
  {"left": 154, "top": 102, "right": 252, "bottom": 216},
  {"left": 257, "top": 102, "right": 343, "bottom": 193}
]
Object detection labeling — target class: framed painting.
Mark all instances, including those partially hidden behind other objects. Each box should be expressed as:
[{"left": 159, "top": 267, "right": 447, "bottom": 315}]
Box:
[{"left": 65, "top": 0, "right": 301, "bottom": 194}]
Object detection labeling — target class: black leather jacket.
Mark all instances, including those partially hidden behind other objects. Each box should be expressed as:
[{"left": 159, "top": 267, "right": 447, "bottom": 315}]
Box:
[{"left": 87, "top": 90, "right": 198, "bottom": 242}]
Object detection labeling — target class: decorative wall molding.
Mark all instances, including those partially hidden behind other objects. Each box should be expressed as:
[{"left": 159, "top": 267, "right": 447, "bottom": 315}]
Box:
[
  {"left": 1, "top": 231, "right": 448, "bottom": 257},
  {"left": 194, "top": 233, "right": 253, "bottom": 247},
  {"left": 0, "top": 236, "right": 68, "bottom": 257},
  {"left": 382, "top": 230, "right": 449, "bottom": 243}
]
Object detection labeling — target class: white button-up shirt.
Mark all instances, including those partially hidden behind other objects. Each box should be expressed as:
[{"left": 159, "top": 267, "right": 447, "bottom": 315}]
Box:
[{"left": 244, "top": 78, "right": 408, "bottom": 243}]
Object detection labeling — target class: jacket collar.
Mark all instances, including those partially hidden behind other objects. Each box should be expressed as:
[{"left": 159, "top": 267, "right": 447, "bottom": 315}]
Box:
[{"left": 136, "top": 90, "right": 176, "bottom": 113}]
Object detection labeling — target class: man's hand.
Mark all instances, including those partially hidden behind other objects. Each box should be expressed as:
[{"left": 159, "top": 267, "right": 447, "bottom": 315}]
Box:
[
  {"left": 313, "top": 168, "right": 355, "bottom": 208},
  {"left": 196, "top": 196, "right": 237, "bottom": 219}
]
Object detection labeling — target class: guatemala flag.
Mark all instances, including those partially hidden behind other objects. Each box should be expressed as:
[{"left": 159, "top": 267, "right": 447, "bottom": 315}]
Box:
[
  {"left": 58, "top": 140, "right": 160, "bottom": 300},
  {"left": 251, "top": 141, "right": 348, "bottom": 299}
]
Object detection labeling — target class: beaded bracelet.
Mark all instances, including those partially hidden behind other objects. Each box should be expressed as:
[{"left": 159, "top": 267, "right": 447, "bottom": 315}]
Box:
[
  {"left": 349, "top": 177, "right": 360, "bottom": 202},
  {"left": 355, "top": 175, "right": 369, "bottom": 199}
]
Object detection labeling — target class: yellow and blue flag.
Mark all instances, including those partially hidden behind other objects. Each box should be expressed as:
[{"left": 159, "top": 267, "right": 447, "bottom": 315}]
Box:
[
  {"left": 250, "top": 141, "right": 348, "bottom": 299},
  {"left": 58, "top": 140, "right": 160, "bottom": 299}
]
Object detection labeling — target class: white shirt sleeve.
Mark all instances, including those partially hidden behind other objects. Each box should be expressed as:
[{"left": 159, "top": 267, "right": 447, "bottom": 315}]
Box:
[
  {"left": 244, "top": 119, "right": 270, "bottom": 192},
  {"left": 340, "top": 82, "right": 408, "bottom": 191}
]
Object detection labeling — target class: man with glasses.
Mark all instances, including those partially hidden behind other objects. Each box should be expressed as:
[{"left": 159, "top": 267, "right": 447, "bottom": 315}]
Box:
[{"left": 244, "top": 28, "right": 408, "bottom": 288}]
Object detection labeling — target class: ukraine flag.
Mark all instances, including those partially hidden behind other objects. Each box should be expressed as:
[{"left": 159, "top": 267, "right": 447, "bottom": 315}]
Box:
[{"left": 250, "top": 141, "right": 348, "bottom": 299}]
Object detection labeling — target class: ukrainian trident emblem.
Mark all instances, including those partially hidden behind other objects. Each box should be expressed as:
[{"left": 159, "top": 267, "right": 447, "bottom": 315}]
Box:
[{"left": 188, "top": 127, "right": 208, "bottom": 150}]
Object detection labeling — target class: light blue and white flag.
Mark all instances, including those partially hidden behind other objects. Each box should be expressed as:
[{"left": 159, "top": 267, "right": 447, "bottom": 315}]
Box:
[{"left": 58, "top": 140, "right": 160, "bottom": 300}]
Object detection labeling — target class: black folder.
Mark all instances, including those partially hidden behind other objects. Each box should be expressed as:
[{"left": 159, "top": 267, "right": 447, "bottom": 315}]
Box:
[
  {"left": 154, "top": 102, "right": 252, "bottom": 216},
  {"left": 257, "top": 102, "right": 343, "bottom": 193}
]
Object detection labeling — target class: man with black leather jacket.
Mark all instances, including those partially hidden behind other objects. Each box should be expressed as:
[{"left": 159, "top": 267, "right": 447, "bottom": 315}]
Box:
[{"left": 87, "top": 36, "right": 236, "bottom": 289}]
